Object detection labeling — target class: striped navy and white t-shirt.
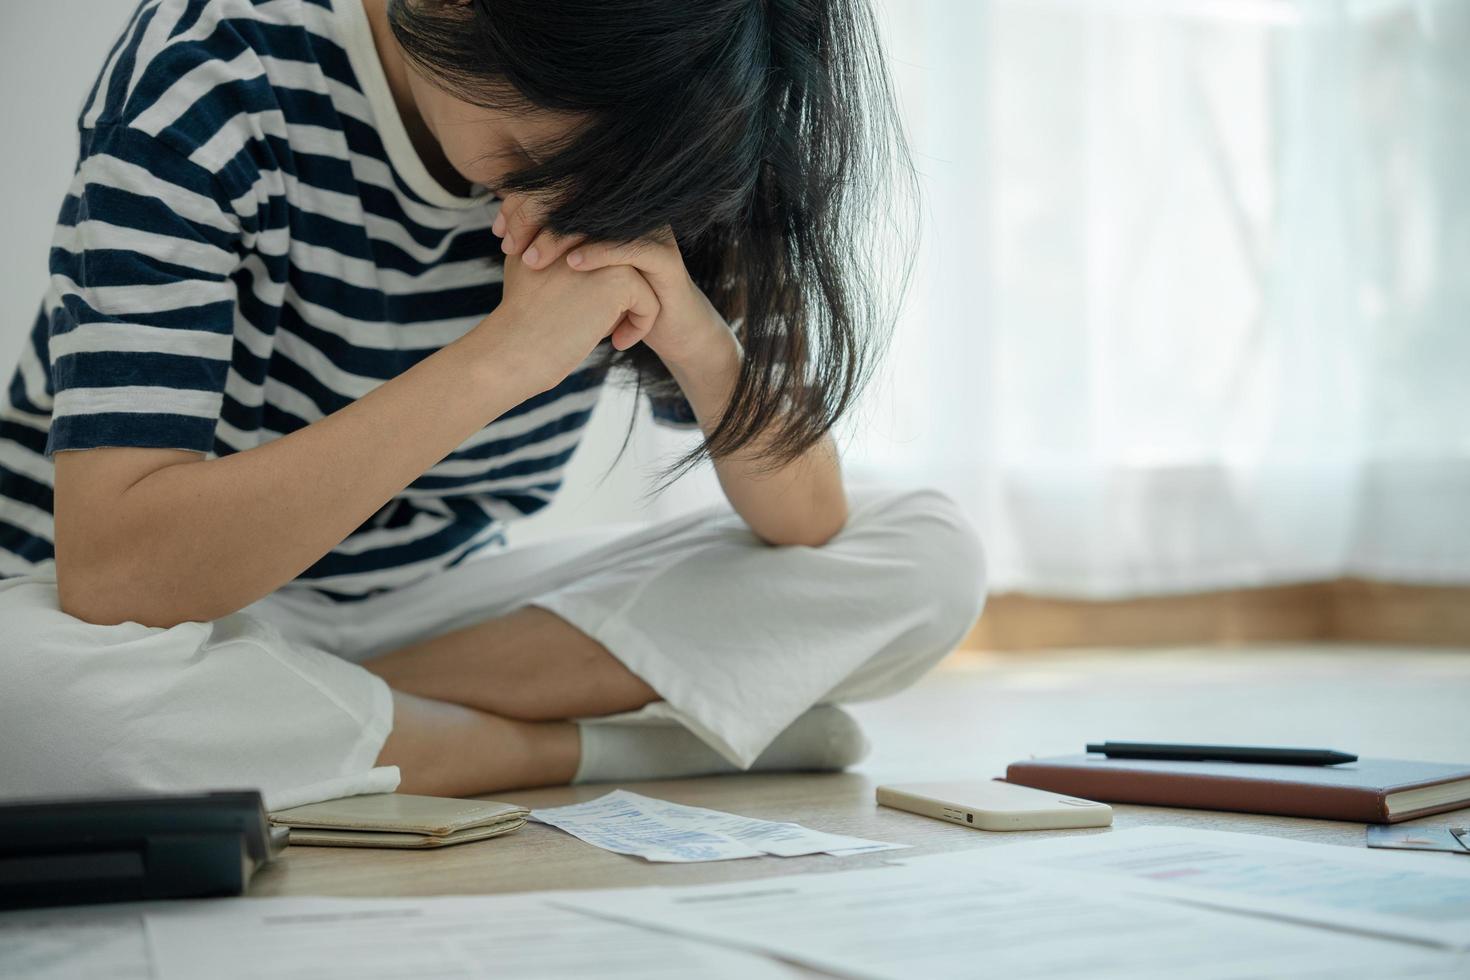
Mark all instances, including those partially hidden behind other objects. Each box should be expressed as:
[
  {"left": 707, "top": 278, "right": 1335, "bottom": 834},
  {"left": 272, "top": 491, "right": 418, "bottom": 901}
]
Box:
[{"left": 0, "top": 0, "right": 694, "bottom": 601}]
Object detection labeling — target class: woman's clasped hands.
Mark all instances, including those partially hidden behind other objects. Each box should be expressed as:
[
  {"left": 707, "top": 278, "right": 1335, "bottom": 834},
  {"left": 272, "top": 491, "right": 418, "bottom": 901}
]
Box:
[{"left": 492, "top": 191, "right": 732, "bottom": 371}]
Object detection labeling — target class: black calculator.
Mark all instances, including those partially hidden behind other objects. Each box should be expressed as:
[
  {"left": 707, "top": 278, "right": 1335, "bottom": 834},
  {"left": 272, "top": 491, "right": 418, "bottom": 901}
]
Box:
[{"left": 0, "top": 790, "right": 286, "bottom": 910}]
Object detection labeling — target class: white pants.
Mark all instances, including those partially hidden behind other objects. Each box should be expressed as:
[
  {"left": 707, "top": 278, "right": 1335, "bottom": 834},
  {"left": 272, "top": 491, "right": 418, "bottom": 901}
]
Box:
[{"left": 0, "top": 488, "right": 985, "bottom": 809}]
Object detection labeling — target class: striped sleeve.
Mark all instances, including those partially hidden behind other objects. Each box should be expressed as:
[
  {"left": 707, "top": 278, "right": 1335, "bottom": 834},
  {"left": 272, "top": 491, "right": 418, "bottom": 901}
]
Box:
[
  {"left": 45, "top": 123, "right": 241, "bottom": 456},
  {"left": 648, "top": 391, "right": 700, "bottom": 429}
]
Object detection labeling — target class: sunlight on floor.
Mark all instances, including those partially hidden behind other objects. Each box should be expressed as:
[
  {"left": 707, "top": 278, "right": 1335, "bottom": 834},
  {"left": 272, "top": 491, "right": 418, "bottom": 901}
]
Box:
[{"left": 847, "top": 645, "right": 1470, "bottom": 785}]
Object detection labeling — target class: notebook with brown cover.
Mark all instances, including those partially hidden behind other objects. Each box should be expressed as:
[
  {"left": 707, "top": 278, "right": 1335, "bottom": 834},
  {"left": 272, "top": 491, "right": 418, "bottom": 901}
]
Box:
[{"left": 1004, "top": 755, "right": 1470, "bottom": 823}]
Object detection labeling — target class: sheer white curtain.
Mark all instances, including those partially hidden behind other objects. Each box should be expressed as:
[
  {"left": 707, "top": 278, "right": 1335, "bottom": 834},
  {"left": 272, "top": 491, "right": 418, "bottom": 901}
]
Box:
[
  {"left": 833, "top": 0, "right": 1470, "bottom": 597},
  {"left": 6, "top": 1, "right": 1462, "bottom": 597}
]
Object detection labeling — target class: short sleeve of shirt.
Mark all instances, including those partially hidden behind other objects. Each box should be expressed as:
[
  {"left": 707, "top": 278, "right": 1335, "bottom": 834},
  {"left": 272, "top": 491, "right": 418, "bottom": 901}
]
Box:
[
  {"left": 45, "top": 123, "right": 242, "bottom": 456},
  {"left": 647, "top": 390, "right": 701, "bottom": 429}
]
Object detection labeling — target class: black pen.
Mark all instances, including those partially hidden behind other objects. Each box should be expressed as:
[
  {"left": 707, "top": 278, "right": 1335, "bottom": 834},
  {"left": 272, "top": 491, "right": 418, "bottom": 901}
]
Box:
[{"left": 1085, "top": 741, "right": 1357, "bottom": 766}]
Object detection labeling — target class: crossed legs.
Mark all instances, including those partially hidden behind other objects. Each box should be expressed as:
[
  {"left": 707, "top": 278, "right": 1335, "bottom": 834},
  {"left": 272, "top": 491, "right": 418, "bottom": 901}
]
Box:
[
  {"left": 362, "top": 487, "right": 988, "bottom": 797},
  {"left": 0, "top": 489, "right": 986, "bottom": 805},
  {"left": 367, "top": 607, "right": 658, "bottom": 795}
]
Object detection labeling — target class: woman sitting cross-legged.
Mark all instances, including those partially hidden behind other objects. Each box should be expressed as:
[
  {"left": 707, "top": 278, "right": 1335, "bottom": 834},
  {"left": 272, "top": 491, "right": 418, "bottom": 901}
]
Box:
[{"left": 0, "top": 0, "right": 985, "bottom": 808}]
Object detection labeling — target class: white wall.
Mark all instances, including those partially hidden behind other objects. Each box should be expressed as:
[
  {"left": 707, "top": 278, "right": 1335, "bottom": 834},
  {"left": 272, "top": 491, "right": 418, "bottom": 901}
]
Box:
[
  {"left": 0, "top": 2, "right": 126, "bottom": 372},
  {"left": 0, "top": 1, "right": 712, "bottom": 542}
]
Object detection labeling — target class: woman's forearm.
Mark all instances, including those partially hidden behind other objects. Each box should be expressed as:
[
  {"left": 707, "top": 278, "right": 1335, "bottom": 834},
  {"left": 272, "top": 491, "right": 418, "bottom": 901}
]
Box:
[
  {"left": 664, "top": 328, "right": 848, "bottom": 547},
  {"left": 57, "top": 314, "right": 537, "bottom": 627}
]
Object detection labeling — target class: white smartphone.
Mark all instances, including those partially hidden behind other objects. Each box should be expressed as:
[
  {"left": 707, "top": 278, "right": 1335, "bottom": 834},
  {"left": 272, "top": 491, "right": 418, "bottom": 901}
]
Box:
[{"left": 876, "top": 779, "right": 1112, "bottom": 831}]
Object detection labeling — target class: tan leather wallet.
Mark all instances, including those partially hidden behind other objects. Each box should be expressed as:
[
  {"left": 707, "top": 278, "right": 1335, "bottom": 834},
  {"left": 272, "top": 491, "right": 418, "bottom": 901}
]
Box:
[{"left": 269, "top": 793, "right": 529, "bottom": 849}]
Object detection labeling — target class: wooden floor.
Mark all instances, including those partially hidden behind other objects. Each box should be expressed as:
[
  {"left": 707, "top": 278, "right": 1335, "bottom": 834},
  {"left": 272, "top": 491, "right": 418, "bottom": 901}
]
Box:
[
  {"left": 250, "top": 643, "right": 1470, "bottom": 899},
  {"left": 967, "top": 580, "right": 1470, "bottom": 650}
]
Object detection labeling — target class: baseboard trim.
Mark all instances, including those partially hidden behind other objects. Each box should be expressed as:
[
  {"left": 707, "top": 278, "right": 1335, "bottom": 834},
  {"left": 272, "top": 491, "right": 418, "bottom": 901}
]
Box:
[{"left": 963, "top": 578, "right": 1470, "bottom": 650}]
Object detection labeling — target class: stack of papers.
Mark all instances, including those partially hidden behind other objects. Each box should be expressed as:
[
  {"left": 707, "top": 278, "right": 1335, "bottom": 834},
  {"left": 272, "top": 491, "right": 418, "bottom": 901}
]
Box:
[
  {"left": 4, "top": 826, "right": 1469, "bottom": 978},
  {"left": 147, "top": 896, "right": 802, "bottom": 980},
  {"left": 555, "top": 858, "right": 1461, "bottom": 979},
  {"left": 907, "top": 826, "right": 1470, "bottom": 949},
  {"left": 555, "top": 828, "right": 1470, "bottom": 978},
  {"left": 0, "top": 897, "right": 802, "bottom": 980},
  {"left": 530, "top": 790, "right": 907, "bottom": 862}
]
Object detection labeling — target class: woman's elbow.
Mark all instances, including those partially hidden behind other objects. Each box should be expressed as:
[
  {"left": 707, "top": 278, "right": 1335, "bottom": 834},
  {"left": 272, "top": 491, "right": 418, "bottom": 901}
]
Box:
[
  {"left": 56, "top": 560, "right": 128, "bottom": 626},
  {"left": 758, "top": 501, "right": 849, "bottom": 548},
  {"left": 55, "top": 555, "right": 193, "bottom": 629}
]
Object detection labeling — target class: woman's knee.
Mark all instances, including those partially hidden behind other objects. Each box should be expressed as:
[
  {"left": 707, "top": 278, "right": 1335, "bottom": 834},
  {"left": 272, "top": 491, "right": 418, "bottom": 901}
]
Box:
[
  {"left": 820, "top": 488, "right": 987, "bottom": 701},
  {"left": 863, "top": 488, "right": 988, "bottom": 646},
  {"left": 0, "top": 574, "right": 212, "bottom": 797},
  {"left": 0, "top": 574, "right": 391, "bottom": 802}
]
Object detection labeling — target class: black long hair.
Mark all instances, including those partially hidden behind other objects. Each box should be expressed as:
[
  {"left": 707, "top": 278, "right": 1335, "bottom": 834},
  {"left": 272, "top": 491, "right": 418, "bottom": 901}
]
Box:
[{"left": 389, "top": 0, "right": 917, "bottom": 475}]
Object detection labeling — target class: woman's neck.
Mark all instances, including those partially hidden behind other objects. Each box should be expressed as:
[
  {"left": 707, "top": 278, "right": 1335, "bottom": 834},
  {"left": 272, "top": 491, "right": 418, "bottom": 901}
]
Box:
[{"left": 360, "top": 0, "right": 475, "bottom": 196}]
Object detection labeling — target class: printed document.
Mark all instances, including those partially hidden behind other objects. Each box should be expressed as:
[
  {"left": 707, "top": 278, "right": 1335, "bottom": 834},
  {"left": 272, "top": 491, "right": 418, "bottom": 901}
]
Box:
[
  {"left": 912, "top": 826, "right": 1470, "bottom": 950},
  {"left": 143, "top": 895, "right": 802, "bottom": 980},
  {"left": 555, "top": 861, "right": 1465, "bottom": 979},
  {"left": 531, "top": 790, "right": 906, "bottom": 862},
  {"left": 0, "top": 905, "right": 155, "bottom": 980}
]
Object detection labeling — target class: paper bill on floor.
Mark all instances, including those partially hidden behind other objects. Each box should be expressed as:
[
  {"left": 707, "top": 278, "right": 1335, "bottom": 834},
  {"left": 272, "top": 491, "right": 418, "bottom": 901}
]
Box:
[
  {"left": 554, "top": 861, "right": 1467, "bottom": 980},
  {"left": 530, "top": 790, "right": 906, "bottom": 863},
  {"left": 901, "top": 826, "right": 1470, "bottom": 951},
  {"left": 612, "top": 791, "right": 907, "bottom": 858},
  {"left": 143, "top": 895, "right": 805, "bottom": 980}
]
